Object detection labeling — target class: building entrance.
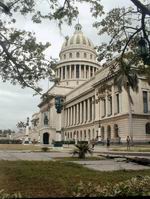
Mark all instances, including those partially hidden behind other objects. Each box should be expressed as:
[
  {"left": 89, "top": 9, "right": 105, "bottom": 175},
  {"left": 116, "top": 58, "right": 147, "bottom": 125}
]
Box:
[{"left": 43, "top": 132, "right": 49, "bottom": 144}]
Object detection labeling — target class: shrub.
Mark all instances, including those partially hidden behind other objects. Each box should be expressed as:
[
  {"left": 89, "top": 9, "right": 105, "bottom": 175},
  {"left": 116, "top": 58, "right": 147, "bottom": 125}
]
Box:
[
  {"left": 53, "top": 141, "right": 63, "bottom": 147},
  {"left": 62, "top": 140, "right": 75, "bottom": 145},
  {"left": 72, "top": 175, "right": 150, "bottom": 197},
  {"left": 72, "top": 143, "right": 93, "bottom": 159},
  {"left": 0, "top": 139, "right": 22, "bottom": 144},
  {"left": 41, "top": 147, "right": 49, "bottom": 152},
  {"left": 0, "top": 189, "right": 22, "bottom": 198}
]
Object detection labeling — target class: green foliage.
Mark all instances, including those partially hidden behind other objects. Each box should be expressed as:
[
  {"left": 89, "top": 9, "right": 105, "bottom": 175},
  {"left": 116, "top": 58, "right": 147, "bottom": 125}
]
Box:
[
  {"left": 41, "top": 147, "right": 49, "bottom": 152},
  {"left": 53, "top": 141, "right": 63, "bottom": 147},
  {"left": 72, "top": 143, "right": 93, "bottom": 159},
  {"left": 72, "top": 175, "right": 150, "bottom": 197},
  {"left": 0, "top": 189, "right": 22, "bottom": 199}
]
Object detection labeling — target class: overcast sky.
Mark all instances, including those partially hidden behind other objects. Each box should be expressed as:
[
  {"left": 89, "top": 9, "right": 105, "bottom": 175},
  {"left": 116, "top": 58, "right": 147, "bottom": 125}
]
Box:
[{"left": 0, "top": 0, "right": 133, "bottom": 131}]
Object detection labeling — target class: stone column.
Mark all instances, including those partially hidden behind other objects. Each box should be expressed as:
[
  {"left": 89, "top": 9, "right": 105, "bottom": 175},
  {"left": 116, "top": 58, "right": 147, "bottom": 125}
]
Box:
[
  {"left": 88, "top": 66, "right": 91, "bottom": 79},
  {"left": 83, "top": 100, "right": 86, "bottom": 123},
  {"left": 61, "top": 67, "right": 63, "bottom": 80},
  {"left": 79, "top": 65, "right": 82, "bottom": 78},
  {"left": 73, "top": 105, "right": 76, "bottom": 125},
  {"left": 80, "top": 102, "right": 82, "bottom": 124},
  {"left": 77, "top": 104, "right": 79, "bottom": 124},
  {"left": 92, "top": 96, "right": 95, "bottom": 121},
  {"left": 105, "top": 91, "right": 108, "bottom": 117},
  {"left": 65, "top": 66, "right": 67, "bottom": 79},
  {"left": 92, "top": 67, "right": 95, "bottom": 77},
  {"left": 70, "top": 107, "right": 73, "bottom": 126},
  {"left": 111, "top": 85, "right": 115, "bottom": 116},
  {"left": 87, "top": 98, "right": 90, "bottom": 122},
  {"left": 66, "top": 108, "right": 68, "bottom": 127}
]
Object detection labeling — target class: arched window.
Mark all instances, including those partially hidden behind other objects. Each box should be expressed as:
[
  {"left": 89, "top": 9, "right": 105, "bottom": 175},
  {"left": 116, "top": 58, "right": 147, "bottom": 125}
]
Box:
[
  {"left": 69, "top": 53, "right": 72, "bottom": 58},
  {"left": 107, "top": 125, "right": 111, "bottom": 139},
  {"left": 101, "top": 126, "right": 105, "bottom": 139},
  {"left": 114, "top": 124, "right": 119, "bottom": 138},
  {"left": 76, "top": 52, "right": 80, "bottom": 58},
  {"left": 146, "top": 123, "right": 150, "bottom": 134},
  {"left": 84, "top": 53, "right": 87, "bottom": 58}
]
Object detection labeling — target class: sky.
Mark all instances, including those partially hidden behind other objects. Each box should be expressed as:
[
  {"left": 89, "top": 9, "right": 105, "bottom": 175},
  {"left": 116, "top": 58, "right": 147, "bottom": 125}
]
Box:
[{"left": 0, "top": 0, "right": 133, "bottom": 131}]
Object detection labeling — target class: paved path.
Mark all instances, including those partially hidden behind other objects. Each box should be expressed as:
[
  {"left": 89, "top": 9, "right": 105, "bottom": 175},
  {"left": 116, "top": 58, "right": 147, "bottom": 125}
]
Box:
[
  {"left": 0, "top": 150, "right": 149, "bottom": 171},
  {"left": 71, "top": 159, "right": 150, "bottom": 171}
]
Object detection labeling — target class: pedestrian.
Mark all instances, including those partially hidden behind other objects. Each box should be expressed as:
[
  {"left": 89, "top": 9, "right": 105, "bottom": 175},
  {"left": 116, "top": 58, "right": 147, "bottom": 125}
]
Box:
[
  {"left": 126, "top": 136, "right": 130, "bottom": 151},
  {"left": 106, "top": 138, "right": 110, "bottom": 149},
  {"left": 91, "top": 139, "right": 95, "bottom": 149}
]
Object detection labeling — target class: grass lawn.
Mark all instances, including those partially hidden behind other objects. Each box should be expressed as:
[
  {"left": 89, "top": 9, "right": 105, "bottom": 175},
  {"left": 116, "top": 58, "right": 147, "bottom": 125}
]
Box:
[
  {"left": 0, "top": 144, "right": 42, "bottom": 151},
  {"left": 0, "top": 160, "right": 150, "bottom": 198}
]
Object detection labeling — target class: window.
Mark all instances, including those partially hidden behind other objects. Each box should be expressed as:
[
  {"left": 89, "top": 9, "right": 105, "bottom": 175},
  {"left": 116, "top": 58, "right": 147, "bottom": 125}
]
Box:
[
  {"left": 146, "top": 123, "right": 150, "bottom": 134},
  {"left": 69, "top": 53, "right": 72, "bottom": 58},
  {"left": 76, "top": 65, "right": 79, "bottom": 78},
  {"left": 90, "top": 54, "right": 93, "bottom": 59},
  {"left": 114, "top": 124, "right": 119, "bottom": 138},
  {"left": 64, "top": 54, "right": 66, "bottom": 59},
  {"left": 43, "top": 112, "right": 49, "bottom": 125},
  {"left": 116, "top": 93, "right": 120, "bottom": 113},
  {"left": 143, "top": 91, "right": 148, "bottom": 113},
  {"left": 84, "top": 53, "right": 87, "bottom": 58},
  {"left": 76, "top": 52, "right": 80, "bottom": 58},
  {"left": 103, "top": 99, "right": 106, "bottom": 117},
  {"left": 63, "top": 66, "right": 65, "bottom": 79}
]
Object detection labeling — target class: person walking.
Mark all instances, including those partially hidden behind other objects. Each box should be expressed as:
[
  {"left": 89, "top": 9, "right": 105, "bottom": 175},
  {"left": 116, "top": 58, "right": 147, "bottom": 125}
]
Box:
[
  {"left": 106, "top": 138, "right": 110, "bottom": 149},
  {"left": 126, "top": 136, "right": 130, "bottom": 151}
]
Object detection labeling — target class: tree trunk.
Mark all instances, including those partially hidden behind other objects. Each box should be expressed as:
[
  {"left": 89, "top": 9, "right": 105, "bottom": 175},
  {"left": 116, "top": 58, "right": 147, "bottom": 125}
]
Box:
[{"left": 127, "top": 88, "right": 133, "bottom": 144}]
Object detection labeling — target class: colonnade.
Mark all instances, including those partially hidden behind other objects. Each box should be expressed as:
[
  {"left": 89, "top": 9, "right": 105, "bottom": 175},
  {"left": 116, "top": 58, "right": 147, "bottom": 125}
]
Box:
[
  {"left": 56, "top": 65, "right": 97, "bottom": 80},
  {"left": 65, "top": 96, "right": 95, "bottom": 127}
]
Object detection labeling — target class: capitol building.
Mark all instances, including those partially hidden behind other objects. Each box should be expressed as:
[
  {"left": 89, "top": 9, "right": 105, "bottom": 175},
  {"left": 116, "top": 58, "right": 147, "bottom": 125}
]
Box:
[{"left": 26, "top": 23, "right": 150, "bottom": 145}]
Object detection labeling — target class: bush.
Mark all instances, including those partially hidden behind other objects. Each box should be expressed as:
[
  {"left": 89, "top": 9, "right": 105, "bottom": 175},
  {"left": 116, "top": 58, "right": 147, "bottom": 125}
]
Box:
[
  {"left": 63, "top": 140, "right": 75, "bottom": 145},
  {"left": 72, "top": 175, "right": 150, "bottom": 197},
  {"left": 0, "top": 139, "right": 22, "bottom": 144},
  {"left": 53, "top": 141, "right": 63, "bottom": 147},
  {"left": 41, "top": 147, "right": 49, "bottom": 152},
  {"left": 0, "top": 189, "right": 22, "bottom": 198}
]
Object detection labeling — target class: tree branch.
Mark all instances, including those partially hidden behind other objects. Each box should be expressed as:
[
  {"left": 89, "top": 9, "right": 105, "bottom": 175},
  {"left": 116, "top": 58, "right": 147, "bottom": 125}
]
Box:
[{"left": 130, "top": 0, "right": 150, "bottom": 15}]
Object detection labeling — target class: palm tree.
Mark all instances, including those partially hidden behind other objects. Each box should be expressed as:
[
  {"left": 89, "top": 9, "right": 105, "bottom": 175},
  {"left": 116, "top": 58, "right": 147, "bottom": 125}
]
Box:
[
  {"left": 72, "top": 143, "right": 93, "bottom": 159},
  {"left": 114, "top": 59, "right": 139, "bottom": 144}
]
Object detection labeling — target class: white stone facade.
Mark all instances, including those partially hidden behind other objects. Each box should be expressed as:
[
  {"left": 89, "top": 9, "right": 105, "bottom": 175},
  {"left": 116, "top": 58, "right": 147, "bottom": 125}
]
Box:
[{"left": 29, "top": 23, "right": 150, "bottom": 144}]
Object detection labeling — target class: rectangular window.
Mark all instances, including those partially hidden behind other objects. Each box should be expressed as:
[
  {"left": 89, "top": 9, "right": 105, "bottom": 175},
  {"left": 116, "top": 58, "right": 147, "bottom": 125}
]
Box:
[
  {"left": 102, "top": 99, "right": 106, "bottom": 117},
  {"left": 63, "top": 66, "right": 65, "bottom": 79},
  {"left": 76, "top": 65, "right": 79, "bottom": 78},
  {"left": 90, "top": 97, "right": 92, "bottom": 121},
  {"left": 116, "top": 93, "right": 120, "bottom": 113},
  {"left": 109, "top": 96, "right": 112, "bottom": 115},
  {"left": 143, "top": 91, "right": 148, "bottom": 113}
]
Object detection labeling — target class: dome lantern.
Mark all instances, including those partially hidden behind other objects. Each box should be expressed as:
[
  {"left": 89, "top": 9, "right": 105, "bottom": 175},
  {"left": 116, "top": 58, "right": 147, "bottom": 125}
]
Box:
[{"left": 74, "top": 23, "right": 82, "bottom": 33}]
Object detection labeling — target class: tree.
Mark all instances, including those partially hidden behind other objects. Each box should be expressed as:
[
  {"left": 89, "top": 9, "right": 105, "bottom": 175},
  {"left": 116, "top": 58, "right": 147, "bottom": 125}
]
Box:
[
  {"left": 72, "top": 143, "right": 93, "bottom": 159},
  {"left": 0, "top": 0, "right": 103, "bottom": 94},
  {"left": 16, "top": 121, "right": 26, "bottom": 132},
  {"left": 114, "top": 58, "right": 139, "bottom": 143}
]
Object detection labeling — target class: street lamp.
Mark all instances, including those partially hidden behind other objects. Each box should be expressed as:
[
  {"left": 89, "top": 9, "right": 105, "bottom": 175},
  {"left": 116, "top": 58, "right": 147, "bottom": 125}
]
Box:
[{"left": 138, "top": 37, "right": 150, "bottom": 64}]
